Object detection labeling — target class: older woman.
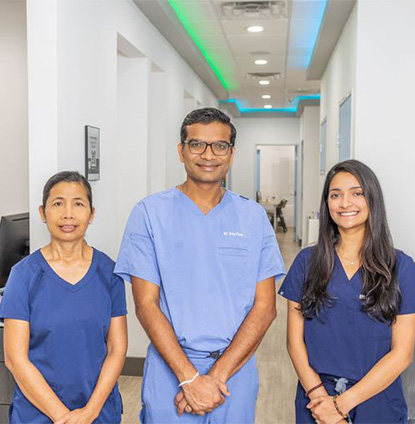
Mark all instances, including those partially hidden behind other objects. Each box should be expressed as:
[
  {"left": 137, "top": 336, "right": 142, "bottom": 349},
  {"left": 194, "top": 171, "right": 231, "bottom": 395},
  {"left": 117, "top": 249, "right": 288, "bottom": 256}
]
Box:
[
  {"left": 0, "top": 171, "right": 127, "bottom": 424},
  {"left": 280, "top": 160, "right": 415, "bottom": 423}
]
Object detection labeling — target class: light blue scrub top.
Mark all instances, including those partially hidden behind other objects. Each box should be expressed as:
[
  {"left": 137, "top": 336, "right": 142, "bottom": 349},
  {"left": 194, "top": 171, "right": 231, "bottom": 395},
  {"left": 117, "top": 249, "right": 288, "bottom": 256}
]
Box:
[
  {"left": 115, "top": 187, "right": 285, "bottom": 352},
  {"left": 0, "top": 249, "right": 127, "bottom": 424}
]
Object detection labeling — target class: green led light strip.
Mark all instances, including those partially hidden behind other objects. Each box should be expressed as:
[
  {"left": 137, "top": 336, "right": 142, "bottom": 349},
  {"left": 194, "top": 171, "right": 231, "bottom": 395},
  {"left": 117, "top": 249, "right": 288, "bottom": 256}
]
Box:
[{"left": 167, "top": 0, "right": 237, "bottom": 91}]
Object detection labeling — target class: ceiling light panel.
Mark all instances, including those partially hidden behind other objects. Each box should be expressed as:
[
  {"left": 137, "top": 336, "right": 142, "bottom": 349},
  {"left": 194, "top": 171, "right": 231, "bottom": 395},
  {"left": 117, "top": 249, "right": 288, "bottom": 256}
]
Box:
[
  {"left": 234, "top": 55, "right": 284, "bottom": 73},
  {"left": 245, "top": 80, "right": 284, "bottom": 89},
  {"left": 220, "top": 19, "right": 288, "bottom": 37},
  {"left": 242, "top": 86, "right": 285, "bottom": 108},
  {"left": 247, "top": 25, "right": 264, "bottom": 32}
]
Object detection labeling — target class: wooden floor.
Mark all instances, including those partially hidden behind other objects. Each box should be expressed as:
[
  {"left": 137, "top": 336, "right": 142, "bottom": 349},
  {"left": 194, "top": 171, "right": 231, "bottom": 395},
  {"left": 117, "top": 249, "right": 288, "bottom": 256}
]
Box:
[{"left": 119, "top": 228, "right": 301, "bottom": 424}]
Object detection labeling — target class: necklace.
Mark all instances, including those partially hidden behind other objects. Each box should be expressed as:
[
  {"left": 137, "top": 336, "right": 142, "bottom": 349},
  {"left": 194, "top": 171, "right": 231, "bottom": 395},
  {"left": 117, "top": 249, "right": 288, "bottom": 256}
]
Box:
[
  {"left": 180, "top": 183, "right": 225, "bottom": 214},
  {"left": 336, "top": 249, "right": 360, "bottom": 266}
]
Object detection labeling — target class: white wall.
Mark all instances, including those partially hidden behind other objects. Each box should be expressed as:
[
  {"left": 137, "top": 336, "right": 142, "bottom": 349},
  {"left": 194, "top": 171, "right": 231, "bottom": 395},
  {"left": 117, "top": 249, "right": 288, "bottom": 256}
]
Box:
[
  {"left": 320, "top": 5, "right": 357, "bottom": 188},
  {"left": 320, "top": 1, "right": 415, "bottom": 257},
  {"left": 258, "top": 145, "right": 295, "bottom": 226},
  {"left": 26, "top": 0, "right": 218, "bottom": 358},
  {"left": 232, "top": 117, "right": 301, "bottom": 199},
  {"left": 0, "top": 1, "right": 28, "bottom": 218},
  {"left": 300, "top": 107, "right": 321, "bottom": 246},
  {"left": 354, "top": 0, "right": 415, "bottom": 256}
]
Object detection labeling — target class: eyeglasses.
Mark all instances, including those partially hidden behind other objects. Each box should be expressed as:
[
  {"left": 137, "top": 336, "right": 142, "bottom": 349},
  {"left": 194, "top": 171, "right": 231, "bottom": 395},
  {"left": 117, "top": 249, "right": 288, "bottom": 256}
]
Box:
[{"left": 182, "top": 140, "right": 234, "bottom": 156}]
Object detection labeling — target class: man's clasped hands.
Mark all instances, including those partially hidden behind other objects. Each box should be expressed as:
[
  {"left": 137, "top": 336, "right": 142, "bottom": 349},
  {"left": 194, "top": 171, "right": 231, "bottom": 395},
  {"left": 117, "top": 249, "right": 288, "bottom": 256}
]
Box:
[{"left": 174, "top": 373, "right": 230, "bottom": 416}]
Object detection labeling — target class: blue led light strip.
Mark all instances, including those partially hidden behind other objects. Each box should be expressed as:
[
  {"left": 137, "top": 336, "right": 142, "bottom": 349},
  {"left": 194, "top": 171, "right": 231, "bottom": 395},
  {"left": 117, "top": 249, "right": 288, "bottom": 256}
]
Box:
[
  {"left": 307, "top": 0, "right": 329, "bottom": 67},
  {"left": 220, "top": 95, "right": 321, "bottom": 114}
]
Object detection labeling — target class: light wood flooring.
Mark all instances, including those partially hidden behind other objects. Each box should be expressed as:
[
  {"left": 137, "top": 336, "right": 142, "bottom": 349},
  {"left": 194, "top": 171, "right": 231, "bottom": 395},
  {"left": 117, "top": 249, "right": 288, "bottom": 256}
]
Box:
[{"left": 119, "top": 228, "right": 301, "bottom": 423}]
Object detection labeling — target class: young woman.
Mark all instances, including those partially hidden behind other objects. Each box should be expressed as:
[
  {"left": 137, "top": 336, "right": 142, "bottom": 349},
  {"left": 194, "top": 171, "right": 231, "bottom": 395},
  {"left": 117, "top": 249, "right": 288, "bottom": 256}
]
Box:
[
  {"left": 0, "top": 171, "right": 127, "bottom": 424},
  {"left": 279, "top": 160, "right": 415, "bottom": 423}
]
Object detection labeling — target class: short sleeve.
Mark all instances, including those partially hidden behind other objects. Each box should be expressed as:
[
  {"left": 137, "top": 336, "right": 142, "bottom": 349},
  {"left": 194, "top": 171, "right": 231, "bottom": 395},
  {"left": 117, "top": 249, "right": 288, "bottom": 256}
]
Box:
[
  {"left": 114, "top": 202, "right": 161, "bottom": 285},
  {"left": 0, "top": 265, "right": 30, "bottom": 322},
  {"left": 397, "top": 253, "right": 415, "bottom": 315},
  {"left": 278, "top": 249, "right": 309, "bottom": 303},
  {"left": 110, "top": 274, "right": 127, "bottom": 317},
  {"left": 257, "top": 209, "right": 286, "bottom": 283}
]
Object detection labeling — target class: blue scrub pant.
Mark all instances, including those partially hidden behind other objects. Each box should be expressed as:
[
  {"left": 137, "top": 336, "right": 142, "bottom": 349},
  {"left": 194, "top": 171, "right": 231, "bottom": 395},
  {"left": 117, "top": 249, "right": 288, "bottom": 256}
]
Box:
[
  {"left": 139, "top": 344, "right": 259, "bottom": 424},
  {"left": 295, "top": 374, "right": 408, "bottom": 423}
]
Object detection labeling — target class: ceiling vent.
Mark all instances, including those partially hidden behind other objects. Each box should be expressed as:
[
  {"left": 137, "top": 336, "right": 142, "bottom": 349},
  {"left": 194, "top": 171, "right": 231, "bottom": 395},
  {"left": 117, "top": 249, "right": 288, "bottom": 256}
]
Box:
[
  {"left": 220, "top": 1, "right": 287, "bottom": 20},
  {"left": 245, "top": 72, "right": 283, "bottom": 79}
]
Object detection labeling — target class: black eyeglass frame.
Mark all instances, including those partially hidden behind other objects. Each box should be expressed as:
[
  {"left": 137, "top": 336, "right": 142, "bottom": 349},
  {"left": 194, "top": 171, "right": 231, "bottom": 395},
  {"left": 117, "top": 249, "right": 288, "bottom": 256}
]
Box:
[{"left": 182, "top": 140, "right": 235, "bottom": 156}]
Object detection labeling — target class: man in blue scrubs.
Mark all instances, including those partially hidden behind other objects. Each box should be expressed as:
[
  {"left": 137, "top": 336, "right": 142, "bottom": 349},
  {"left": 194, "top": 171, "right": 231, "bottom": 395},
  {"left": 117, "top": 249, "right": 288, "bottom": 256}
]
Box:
[{"left": 115, "top": 108, "right": 285, "bottom": 423}]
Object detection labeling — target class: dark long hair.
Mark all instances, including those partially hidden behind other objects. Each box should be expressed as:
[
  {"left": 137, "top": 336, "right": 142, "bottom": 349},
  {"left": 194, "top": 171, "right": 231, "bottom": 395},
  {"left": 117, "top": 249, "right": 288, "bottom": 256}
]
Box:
[{"left": 300, "top": 160, "right": 400, "bottom": 323}]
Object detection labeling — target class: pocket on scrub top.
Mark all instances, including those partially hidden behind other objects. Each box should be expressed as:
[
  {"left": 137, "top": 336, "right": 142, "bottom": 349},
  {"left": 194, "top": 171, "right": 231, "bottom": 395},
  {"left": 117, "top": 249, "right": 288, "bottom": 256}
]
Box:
[
  {"left": 218, "top": 236, "right": 249, "bottom": 258},
  {"left": 218, "top": 245, "right": 249, "bottom": 275},
  {"left": 218, "top": 237, "right": 252, "bottom": 289}
]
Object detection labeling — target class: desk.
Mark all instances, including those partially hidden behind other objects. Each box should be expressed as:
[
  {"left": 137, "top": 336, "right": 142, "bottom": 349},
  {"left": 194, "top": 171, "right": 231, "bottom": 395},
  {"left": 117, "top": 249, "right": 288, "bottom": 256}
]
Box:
[
  {"left": 307, "top": 218, "right": 319, "bottom": 246},
  {"left": 0, "top": 323, "right": 15, "bottom": 423},
  {"left": 260, "top": 201, "right": 278, "bottom": 232}
]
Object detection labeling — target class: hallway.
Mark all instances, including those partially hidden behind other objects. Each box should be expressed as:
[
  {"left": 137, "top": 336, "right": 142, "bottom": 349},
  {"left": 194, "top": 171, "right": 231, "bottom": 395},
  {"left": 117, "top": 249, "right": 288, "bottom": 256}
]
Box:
[
  {"left": 119, "top": 228, "right": 301, "bottom": 424},
  {"left": 256, "top": 228, "right": 300, "bottom": 423}
]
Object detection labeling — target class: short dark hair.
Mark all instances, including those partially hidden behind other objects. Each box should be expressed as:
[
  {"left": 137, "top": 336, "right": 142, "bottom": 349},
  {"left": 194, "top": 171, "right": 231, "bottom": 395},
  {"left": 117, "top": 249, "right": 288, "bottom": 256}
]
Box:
[
  {"left": 42, "top": 171, "right": 93, "bottom": 209},
  {"left": 180, "top": 108, "right": 237, "bottom": 145}
]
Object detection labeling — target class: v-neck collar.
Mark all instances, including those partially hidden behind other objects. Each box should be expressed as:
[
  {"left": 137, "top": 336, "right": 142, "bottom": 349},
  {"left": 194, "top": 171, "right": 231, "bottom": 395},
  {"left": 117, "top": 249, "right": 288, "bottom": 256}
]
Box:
[
  {"left": 35, "top": 248, "right": 98, "bottom": 292},
  {"left": 175, "top": 186, "right": 230, "bottom": 217},
  {"left": 335, "top": 250, "right": 361, "bottom": 282}
]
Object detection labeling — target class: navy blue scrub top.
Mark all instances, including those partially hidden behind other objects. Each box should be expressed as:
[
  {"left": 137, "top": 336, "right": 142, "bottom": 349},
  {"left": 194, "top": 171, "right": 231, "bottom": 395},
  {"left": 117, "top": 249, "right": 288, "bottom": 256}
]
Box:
[
  {"left": 279, "top": 247, "right": 415, "bottom": 381},
  {"left": 0, "top": 248, "right": 127, "bottom": 424},
  {"left": 115, "top": 187, "right": 286, "bottom": 353}
]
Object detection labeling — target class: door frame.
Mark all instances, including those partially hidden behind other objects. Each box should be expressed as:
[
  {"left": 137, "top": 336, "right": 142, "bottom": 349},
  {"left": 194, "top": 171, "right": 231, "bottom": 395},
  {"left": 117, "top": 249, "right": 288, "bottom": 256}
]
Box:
[{"left": 255, "top": 144, "right": 298, "bottom": 237}]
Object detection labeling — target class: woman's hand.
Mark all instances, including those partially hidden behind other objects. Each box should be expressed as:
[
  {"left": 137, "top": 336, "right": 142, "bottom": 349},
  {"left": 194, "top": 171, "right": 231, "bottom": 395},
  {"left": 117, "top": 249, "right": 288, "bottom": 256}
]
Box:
[
  {"left": 54, "top": 407, "right": 98, "bottom": 424},
  {"left": 307, "top": 396, "right": 348, "bottom": 424}
]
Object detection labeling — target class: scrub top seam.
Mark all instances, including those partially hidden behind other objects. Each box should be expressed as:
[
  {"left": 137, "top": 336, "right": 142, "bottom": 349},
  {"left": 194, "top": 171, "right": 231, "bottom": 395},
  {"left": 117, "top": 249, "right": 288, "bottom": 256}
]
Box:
[
  {"left": 258, "top": 269, "right": 286, "bottom": 284},
  {"left": 0, "top": 314, "right": 29, "bottom": 322}
]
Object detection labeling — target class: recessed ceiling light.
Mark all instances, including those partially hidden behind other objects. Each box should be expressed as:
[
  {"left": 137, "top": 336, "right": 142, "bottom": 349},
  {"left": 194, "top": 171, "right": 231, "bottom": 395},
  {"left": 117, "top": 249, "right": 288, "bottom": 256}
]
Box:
[
  {"left": 259, "top": 80, "right": 270, "bottom": 85},
  {"left": 262, "top": 94, "right": 271, "bottom": 99},
  {"left": 255, "top": 59, "right": 268, "bottom": 65},
  {"left": 264, "top": 105, "right": 273, "bottom": 109},
  {"left": 247, "top": 26, "right": 264, "bottom": 33}
]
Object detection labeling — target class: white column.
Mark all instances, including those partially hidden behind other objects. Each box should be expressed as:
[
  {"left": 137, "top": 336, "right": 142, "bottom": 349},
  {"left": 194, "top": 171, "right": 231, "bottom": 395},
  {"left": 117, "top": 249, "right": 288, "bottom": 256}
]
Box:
[
  {"left": 355, "top": 0, "right": 415, "bottom": 255},
  {"left": 27, "top": 0, "right": 59, "bottom": 250}
]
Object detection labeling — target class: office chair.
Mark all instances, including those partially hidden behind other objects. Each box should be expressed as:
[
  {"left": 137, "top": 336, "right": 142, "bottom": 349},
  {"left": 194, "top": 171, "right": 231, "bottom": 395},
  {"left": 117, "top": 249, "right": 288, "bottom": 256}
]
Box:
[{"left": 276, "top": 199, "right": 288, "bottom": 233}]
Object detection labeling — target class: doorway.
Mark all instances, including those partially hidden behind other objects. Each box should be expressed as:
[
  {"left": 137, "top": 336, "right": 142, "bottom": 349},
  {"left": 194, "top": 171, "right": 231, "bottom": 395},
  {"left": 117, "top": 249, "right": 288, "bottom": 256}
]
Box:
[{"left": 256, "top": 145, "right": 296, "bottom": 233}]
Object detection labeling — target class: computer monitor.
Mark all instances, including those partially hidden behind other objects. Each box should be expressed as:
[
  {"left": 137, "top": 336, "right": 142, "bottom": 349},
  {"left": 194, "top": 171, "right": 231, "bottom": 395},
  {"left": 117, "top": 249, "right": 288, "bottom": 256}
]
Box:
[{"left": 0, "top": 213, "right": 30, "bottom": 289}]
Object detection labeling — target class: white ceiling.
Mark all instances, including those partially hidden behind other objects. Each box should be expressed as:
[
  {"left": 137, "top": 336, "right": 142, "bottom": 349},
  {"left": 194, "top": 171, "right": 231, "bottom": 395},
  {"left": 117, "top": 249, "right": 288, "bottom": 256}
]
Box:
[{"left": 133, "top": 0, "right": 355, "bottom": 115}]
